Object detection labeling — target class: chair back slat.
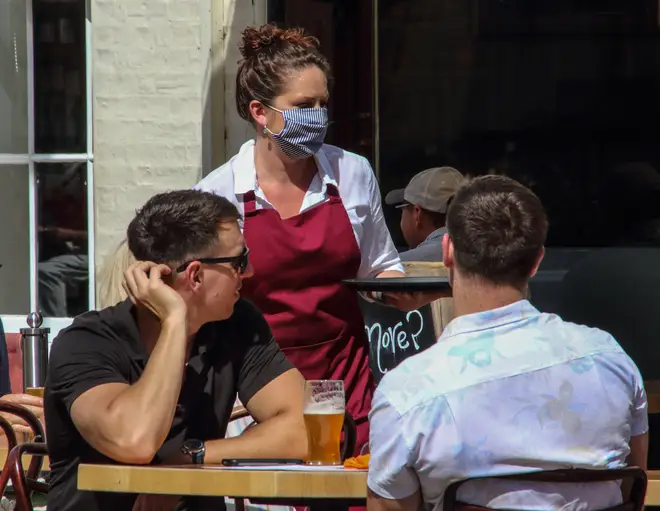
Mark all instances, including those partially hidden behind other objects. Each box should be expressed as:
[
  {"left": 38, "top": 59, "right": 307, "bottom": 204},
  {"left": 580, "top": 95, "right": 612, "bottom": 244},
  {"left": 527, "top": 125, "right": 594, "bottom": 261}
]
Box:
[{"left": 444, "top": 468, "right": 647, "bottom": 511}]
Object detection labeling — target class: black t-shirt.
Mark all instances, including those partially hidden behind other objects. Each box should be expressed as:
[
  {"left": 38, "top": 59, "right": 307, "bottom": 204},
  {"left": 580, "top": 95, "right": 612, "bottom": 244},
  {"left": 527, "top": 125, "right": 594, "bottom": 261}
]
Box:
[{"left": 44, "top": 298, "right": 294, "bottom": 511}]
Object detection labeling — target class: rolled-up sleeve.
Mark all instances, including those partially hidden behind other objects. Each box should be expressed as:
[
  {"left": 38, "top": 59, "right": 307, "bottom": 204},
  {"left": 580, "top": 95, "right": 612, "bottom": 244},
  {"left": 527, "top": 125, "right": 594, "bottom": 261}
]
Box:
[
  {"left": 368, "top": 388, "right": 419, "bottom": 500},
  {"left": 357, "top": 159, "right": 404, "bottom": 278}
]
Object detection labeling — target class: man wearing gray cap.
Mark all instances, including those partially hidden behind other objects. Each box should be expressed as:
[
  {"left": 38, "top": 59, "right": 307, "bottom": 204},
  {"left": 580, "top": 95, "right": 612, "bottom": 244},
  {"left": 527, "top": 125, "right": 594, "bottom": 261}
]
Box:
[{"left": 385, "top": 167, "right": 464, "bottom": 262}]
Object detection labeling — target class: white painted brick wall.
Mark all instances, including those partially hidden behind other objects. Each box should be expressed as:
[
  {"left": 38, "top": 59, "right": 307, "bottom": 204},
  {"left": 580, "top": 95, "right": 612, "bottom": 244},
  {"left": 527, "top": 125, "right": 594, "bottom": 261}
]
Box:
[{"left": 92, "top": 0, "right": 266, "bottom": 292}]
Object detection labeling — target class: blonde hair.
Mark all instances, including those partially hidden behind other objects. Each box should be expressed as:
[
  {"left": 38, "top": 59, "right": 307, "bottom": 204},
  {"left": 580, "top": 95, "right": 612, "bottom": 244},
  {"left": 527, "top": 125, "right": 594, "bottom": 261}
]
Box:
[{"left": 97, "top": 239, "right": 136, "bottom": 308}]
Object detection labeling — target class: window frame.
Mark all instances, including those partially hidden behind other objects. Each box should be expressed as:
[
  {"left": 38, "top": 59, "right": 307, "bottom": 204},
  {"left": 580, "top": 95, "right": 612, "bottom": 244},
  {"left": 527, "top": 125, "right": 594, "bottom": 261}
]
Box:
[{"left": 0, "top": 0, "right": 94, "bottom": 330}]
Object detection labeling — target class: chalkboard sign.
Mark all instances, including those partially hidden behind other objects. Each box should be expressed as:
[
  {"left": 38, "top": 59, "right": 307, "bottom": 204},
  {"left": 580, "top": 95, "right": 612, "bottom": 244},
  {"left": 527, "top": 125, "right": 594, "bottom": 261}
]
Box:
[{"left": 358, "top": 296, "right": 437, "bottom": 383}]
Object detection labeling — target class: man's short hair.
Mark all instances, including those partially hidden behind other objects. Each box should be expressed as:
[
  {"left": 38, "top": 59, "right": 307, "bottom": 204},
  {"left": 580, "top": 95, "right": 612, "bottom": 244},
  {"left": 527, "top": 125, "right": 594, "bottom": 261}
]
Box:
[
  {"left": 127, "top": 190, "right": 241, "bottom": 265},
  {"left": 447, "top": 175, "right": 548, "bottom": 286}
]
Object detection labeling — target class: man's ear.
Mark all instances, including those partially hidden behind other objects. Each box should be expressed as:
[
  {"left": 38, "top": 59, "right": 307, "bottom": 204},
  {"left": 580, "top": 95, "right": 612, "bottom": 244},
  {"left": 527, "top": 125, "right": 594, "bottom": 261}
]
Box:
[
  {"left": 413, "top": 205, "right": 424, "bottom": 227},
  {"left": 180, "top": 261, "right": 203, "bottom": 291},
  {"left": 528, "top": 246, "right": 545, "bottom": 278},
  {"left": 442, "top": 233, "right": 454, "bottom": 269}
]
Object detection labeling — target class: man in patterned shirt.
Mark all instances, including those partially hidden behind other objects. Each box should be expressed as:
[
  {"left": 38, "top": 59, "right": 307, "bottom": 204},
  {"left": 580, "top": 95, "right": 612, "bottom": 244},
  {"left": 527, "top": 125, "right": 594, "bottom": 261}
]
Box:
[{"left": 367, "top": 175, "right": 648, "bottom": 511}]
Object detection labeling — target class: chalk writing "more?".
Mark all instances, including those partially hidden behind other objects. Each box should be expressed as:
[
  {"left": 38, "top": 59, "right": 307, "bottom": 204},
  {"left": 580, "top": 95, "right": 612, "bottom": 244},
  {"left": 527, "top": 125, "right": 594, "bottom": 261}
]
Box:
[{"left": 365, "top": 310, "right": 424, "bottom": 375}]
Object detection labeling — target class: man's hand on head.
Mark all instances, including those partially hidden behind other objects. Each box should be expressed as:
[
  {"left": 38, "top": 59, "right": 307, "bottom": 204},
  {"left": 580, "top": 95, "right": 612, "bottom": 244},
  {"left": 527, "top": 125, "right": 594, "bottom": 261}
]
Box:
[{"left": 122, "top": 262, "right": 188, "bottom": 324}]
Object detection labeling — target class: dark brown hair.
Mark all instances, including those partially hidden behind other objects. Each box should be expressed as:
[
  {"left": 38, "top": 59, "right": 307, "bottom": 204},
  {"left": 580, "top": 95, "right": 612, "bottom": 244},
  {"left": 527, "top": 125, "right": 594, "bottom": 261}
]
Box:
[
  {"left": 235, "top": 24, "right": 331, "bottom": 123},
  {"left": 127, "top": 190, "right": 241, "bottom": 266},
  {"left": 447, "top": 175, "right": 548, "bottom": 287}
]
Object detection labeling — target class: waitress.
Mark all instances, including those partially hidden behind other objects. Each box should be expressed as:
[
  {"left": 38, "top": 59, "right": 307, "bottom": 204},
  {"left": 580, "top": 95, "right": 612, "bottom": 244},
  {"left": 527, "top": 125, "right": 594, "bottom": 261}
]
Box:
[{"left": 196, "top": 24, "right": 418, "bottom": 454}]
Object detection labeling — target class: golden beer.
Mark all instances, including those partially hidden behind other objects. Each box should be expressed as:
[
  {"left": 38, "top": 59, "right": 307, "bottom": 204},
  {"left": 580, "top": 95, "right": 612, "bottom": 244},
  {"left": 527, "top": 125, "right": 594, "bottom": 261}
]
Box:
[
  {"left": 304, "top": 411, "right": 344, "bottom": 465},
  {"left": 26, "top": 387, "right": 44, "bottom": 398},
  {"left": 303, "top": 380, "right": 345, "bottom": 465},
  {"left": 23, "top": 387, "right": 45, "bottom": 441}
]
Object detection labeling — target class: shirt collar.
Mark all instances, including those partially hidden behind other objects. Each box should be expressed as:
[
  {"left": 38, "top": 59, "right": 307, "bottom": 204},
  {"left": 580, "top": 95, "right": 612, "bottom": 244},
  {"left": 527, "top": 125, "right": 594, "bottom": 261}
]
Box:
[
  {"left": 440, "top": 299, "right": 540, "bottom": 341},
  {"left": 422, "top": 227, "right": 447, "bottom": 244},
  {"left": 233, "top": 139, "right": 337, "bottom": 195},
  {"left": 233, "top": 140, "right": 258, "bottom": 195}
]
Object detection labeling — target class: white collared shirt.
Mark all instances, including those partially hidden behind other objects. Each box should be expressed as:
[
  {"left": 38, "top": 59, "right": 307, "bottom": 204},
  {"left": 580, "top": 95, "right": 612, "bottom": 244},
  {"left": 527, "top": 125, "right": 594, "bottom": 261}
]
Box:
[
  {"left": 368, "top": 300, "right": 648, "bottom": 511},
  {"left": 195, "top": 140, "right": 403, "bottom": 278}
]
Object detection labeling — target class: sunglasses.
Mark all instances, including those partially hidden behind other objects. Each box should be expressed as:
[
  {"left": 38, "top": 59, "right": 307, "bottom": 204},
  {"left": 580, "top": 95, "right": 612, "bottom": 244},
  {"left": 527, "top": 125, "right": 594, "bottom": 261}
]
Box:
[{"left": 176, "top": 246, "right": 250, "bottom": 274}]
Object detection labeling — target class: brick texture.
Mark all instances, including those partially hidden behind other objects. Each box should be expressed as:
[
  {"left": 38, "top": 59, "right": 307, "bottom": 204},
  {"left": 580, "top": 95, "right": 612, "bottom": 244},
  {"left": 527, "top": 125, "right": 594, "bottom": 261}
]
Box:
[
  {"left": 92, "top": 0, "right": 266, "bottom": 300},
  {"left": 93, "top": 0, "right": 266, "bottom": 286},
  {"left": 92, "top": 0, "right": 208, "bottom": 274}
]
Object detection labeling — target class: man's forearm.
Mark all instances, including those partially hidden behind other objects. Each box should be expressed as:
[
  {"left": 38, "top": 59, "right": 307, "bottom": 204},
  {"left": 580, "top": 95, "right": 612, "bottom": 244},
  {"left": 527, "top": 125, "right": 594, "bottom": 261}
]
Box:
[
  {"left": 105, "top": 318, "right": 188, "bottom": 457},
  {"left": 205, "top": 413, "right": 308, "bottom": 463}
]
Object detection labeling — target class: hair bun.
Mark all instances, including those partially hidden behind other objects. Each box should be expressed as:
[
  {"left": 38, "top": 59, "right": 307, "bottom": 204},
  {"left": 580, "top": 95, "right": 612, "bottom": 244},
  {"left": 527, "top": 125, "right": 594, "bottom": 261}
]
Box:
[{"left": 239, "top": 24, "right": 319, "bottom": 59}]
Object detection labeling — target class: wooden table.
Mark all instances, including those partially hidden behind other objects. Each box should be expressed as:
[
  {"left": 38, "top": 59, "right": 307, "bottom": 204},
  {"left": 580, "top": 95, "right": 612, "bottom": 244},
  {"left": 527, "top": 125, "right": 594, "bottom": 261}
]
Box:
[
  {"left": 78, "top": 463, "right": 366, "bottom": 502},
  {"left": 646, "top": 472, "right": 660, "bottom": 504},
  {"left": 78, "top": 464, "right": 660, "bottom": 506}
]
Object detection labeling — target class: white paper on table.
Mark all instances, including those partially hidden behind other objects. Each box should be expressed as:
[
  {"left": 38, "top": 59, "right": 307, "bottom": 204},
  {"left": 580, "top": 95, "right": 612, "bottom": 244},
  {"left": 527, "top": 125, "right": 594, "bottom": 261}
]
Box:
[{"left": 201, "top": 464, "right": 363, "bottom": 472}]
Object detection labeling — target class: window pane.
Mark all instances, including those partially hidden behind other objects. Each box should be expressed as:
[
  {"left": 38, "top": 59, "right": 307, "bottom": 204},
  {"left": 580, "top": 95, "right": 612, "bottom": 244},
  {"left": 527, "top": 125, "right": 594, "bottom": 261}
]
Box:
[
  {"left": 0, "top": 0, "right": 28, "bottom": 153},
  {"left": 37, "top": 162, "right": 88, "bottom": 317},
  {"left": 0, "top": 166, "right": 30, "bottom": 314},
  {"left": 34, "top": 0, "right": 87, "bottom": 153},
  {"left": 377, "top": 1, "right": 660, "bottom": 249}
]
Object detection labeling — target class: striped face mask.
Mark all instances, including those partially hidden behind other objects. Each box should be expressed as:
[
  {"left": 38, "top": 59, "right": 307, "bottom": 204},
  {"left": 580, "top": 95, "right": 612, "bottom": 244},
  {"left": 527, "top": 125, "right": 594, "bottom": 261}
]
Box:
[{"left": 264, "top": 106, "right": 328, "bottom": 160}]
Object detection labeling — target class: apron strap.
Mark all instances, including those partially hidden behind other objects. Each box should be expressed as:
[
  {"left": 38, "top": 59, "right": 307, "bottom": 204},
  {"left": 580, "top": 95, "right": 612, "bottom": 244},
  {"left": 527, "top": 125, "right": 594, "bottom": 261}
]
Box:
[{"left": 243, "top": 190, "right": 257, "bottom": 215}]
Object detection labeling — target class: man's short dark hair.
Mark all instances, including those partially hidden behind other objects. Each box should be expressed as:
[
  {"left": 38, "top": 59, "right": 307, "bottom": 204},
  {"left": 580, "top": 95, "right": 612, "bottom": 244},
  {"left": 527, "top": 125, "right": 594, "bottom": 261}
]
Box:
[
  {"left": 127, "top": 190, "right": 241, "bottom": 264},
  {"left": 447, "top": 175, "right": 548, "bottom": 287}
]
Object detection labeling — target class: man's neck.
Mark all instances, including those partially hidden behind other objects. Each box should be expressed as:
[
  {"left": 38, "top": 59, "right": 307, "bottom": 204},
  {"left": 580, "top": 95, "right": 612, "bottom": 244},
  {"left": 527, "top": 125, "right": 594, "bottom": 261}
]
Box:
[
  {"left": 451, "top": 275, "right": 527, "bottom": 318},
  {"left": 412, "top": 225, "right": 443, "bottom": 249},
  {"left": 136, "top": 306, "right": 197, "bottom": 356}
]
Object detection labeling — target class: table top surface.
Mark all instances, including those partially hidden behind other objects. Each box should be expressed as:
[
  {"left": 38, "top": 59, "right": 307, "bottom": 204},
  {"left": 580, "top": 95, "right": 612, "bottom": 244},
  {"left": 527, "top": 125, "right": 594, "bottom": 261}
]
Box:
[
  {"left": 78, "top": 463, "right": 368, "bottom": 499},
  {"left": 77, "top": 463, "right": 660, "bottom": 503}
]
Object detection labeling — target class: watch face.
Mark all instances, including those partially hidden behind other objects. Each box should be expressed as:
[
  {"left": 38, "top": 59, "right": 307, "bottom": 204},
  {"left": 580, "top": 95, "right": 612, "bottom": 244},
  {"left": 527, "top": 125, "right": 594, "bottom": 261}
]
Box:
[{"left": 183, "top": 439, "right": 204, "bottom": 453}]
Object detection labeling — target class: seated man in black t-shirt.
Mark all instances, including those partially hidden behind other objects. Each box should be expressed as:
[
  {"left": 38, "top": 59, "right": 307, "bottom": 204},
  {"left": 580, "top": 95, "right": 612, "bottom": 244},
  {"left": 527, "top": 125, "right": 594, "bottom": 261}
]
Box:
[{"left": 44, "top": 190, "right": 307, "bottom": 511}]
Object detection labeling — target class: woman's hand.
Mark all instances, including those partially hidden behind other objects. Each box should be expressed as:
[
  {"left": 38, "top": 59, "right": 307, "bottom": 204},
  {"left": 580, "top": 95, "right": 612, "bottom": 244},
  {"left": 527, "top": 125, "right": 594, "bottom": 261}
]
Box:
[
  {"left": 383, "top": 289, "right": 452, "bottom": 311},
  {"left": 0, "top": 393, "right": 45, "bottom": 436},
  {"left": 373, "top": 270, "right": 451, "bottom": 311}
]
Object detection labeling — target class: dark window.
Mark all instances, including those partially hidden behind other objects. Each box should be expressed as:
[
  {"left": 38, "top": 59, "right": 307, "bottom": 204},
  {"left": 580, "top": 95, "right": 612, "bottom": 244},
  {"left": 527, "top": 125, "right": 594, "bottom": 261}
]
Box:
[{"left": 378, "top": 0, "right": 660, "bottom": 249}]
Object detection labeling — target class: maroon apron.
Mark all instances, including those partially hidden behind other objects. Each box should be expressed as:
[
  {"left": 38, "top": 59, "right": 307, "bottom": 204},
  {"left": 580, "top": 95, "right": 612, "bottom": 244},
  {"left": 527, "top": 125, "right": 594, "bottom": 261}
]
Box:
[{"left": 240, "top": 184, "right": 373, "bottom": 453}]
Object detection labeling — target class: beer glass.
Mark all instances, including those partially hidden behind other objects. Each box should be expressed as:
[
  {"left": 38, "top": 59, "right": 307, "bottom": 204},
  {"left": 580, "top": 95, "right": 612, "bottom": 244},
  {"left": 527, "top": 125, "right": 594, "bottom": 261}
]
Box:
[
  {"left": 303, "top": 380, "right": 345, "bottom": 465},
  {"left": 24, "top": 387, "right": 44, "bottom": 441},
  {"left": 25, "top": 387, "right": 44, "bottom": 398}
]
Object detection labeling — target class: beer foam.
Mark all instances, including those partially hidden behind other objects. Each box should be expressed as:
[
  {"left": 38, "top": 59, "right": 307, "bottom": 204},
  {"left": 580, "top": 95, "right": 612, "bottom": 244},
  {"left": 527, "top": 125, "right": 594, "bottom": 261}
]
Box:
[{"left": 304, "top": 401, "right": 343, "bottom": 414}]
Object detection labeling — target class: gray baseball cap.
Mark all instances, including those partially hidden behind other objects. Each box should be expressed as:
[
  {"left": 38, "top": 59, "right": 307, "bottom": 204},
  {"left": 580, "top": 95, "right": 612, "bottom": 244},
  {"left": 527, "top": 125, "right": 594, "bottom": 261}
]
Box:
[{"left": 385, "top": 166, "right": 465, "bottom": 213}]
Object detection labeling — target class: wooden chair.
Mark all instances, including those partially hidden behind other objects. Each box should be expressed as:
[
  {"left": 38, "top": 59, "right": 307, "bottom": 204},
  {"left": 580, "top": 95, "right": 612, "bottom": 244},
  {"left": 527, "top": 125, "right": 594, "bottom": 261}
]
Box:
[
  {"left": 6, "top": 442, "right": 48, "bottom": 511},
  {"left": 443, "top": 468, "right": 647, "bottom": 511},
  {"left": 0, "top": 415, "right": 19, "bottom": 499},
  {"left": 232, "top": 409, "right": 358, "bottom": 511},
  {"left": 0, "top": 401, "right": 48, "bottom": 511}
]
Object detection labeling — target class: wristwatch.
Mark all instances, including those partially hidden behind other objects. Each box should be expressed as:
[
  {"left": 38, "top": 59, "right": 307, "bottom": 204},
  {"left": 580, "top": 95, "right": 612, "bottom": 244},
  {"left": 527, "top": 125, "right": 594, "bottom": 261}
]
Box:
[{"left": 182, "top": 439, "right": 205, "bottom": 465}]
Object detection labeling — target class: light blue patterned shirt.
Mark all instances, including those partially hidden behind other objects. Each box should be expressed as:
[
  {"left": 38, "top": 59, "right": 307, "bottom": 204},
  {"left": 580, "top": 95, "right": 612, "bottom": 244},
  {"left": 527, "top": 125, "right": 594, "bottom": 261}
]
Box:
[{"left": 368, "top": 300, "right": 648, "bottom": 511}]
